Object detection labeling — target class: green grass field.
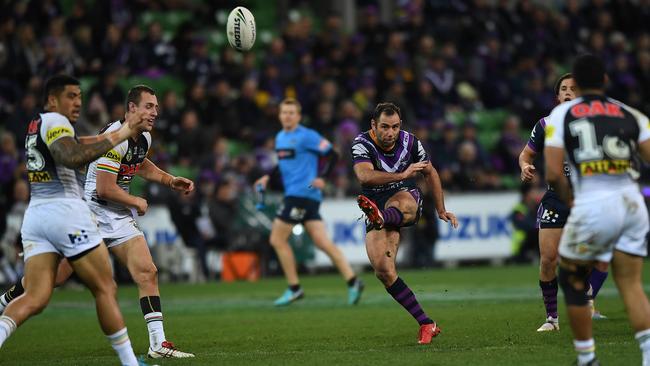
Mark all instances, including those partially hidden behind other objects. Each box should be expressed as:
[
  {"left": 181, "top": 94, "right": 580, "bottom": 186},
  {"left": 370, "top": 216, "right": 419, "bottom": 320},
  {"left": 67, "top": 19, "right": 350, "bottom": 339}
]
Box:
[{"left": 2, "top": 264, "right": 649, "bottom": 365}]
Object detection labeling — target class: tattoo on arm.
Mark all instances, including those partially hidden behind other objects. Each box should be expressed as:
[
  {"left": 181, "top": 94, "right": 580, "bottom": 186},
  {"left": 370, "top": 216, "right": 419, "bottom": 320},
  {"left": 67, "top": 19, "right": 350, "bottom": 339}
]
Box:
[{"left": 50, "top": 136, "right": 115, "bottom": 169}]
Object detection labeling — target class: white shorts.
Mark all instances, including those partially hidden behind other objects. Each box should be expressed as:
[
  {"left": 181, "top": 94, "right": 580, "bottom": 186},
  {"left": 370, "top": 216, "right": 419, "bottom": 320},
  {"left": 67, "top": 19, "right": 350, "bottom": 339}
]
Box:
[
  {"left": 559, "top": 187, "right": 649, "bottom": 262},
  {"left": 21, "top": 199, "right": 103, "bottom": 261},
  {"left": 89, "top": 205, "right": 143, "bottom": 248}
]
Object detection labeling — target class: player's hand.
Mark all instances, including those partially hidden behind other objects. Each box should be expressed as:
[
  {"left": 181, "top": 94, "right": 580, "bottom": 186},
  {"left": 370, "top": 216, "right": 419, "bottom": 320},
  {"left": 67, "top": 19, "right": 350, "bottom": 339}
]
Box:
[
  {"left": 124, "top": 116, "right": 148, "bottom": 136},
  {"left": 254, "top": 175, "right": 269, "bottom": 190},
  {"left": 438, "top": 211, "right": 459, "bottom": 229},
  {"left": 310, "top": 177, "right": 325, "bottom": 189},
  {"left": 401, "top": 162, "right": 428, "bottom": 179},
  {"left": 134, "top": 197, "right": 148, "bottom": 216},
  {"left": 520, "top": 164, "right": 536, "bottom": 182},
  {"left": 171, "top": 176, "right": 194, "bottom": 194}
]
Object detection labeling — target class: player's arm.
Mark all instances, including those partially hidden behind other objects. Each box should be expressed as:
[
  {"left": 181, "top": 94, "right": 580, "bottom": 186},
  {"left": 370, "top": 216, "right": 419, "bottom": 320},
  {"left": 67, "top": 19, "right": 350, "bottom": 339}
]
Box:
[
  {"left": 49, "top": 122, "right": 142, "bottom": 169},
  {"left": 421, "top": 161, "right": 458, "bottom": 228},
  {"left": 96, "top": 170, "right": 148, "bottom": 215},
  {"left": 311, "top": 148, "right": 340, "bottom": 189},
  {"left": 518, "top": 145, "right": 537, "bottom": 182},
  {"left": 137, "top": 158, "right": 194, "bottom": 193},
  {"left": 352, "top": 161, "right": 424, "bottom": 186},
  {"left": 544, "top": 146, "right": 572, "bottom": 204}
]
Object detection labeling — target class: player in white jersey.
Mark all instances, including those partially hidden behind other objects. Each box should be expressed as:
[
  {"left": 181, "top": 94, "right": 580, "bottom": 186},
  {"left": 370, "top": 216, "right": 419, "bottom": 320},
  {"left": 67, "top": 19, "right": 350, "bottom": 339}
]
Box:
[
  {"left": 0, "top": 85, "right": 195, "bottom": 359},
  {"left": 0, "top": 75, "right": 147, "bottom": 366},
  {"left": 544, "top": 54, "right": 650, "bottom": 366}
]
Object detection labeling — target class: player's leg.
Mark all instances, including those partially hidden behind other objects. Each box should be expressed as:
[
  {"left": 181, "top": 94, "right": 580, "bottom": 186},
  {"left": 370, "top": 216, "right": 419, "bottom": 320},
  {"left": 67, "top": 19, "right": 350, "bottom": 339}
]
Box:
[
  {"left": 0, "top": 252, "right": 58, "bottom": 347},
  {"left": 303, "top": 219, "right": 364, "bottom": 305},
  {"left": 69, "top": 242, "right": 139, "bottom": 366},
  {"left": 587, "top": 261, "right": 609, "bottom": 319},
  {"left": 537, "top": 227, "right": 561, "bottom": 331},
  {"left": 366, "top": 228, "right": 440, "bottom": 344},
  {"left": 269, "top": 218, "right": 302, "bottom": 305},
  {"left": 358, "top": 190, "right": 418, "bottom": 229},
  {"left": 611, "top": 250, "right": 650, "bottom": 365},
  {"left": 0, "top": 258, "right": 74, "bottom": 313},
  {"left": 110, "top": 235, "right": 194, "bottom": 358}
]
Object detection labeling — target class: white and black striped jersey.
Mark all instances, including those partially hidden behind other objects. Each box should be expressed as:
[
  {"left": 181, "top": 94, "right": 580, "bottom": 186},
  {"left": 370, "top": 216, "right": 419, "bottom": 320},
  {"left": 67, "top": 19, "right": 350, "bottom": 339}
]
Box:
[{"left": 545, "top": 94, "right": 650, "bottom": 201}]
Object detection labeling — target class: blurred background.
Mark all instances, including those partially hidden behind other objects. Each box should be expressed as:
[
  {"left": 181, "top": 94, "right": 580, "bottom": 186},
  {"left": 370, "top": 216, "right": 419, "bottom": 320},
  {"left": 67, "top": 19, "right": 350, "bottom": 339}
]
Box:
[{"left": 1, "top": 0, "right": 649, "bottom": 285}]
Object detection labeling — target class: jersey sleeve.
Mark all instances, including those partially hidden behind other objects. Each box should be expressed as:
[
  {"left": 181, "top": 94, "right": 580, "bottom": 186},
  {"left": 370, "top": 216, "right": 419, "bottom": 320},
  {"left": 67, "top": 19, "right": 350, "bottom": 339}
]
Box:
[
  {"left": 632, "top": 107, "right": 650, "bottom": 143},
  {"left": 95, "top": 123, "right": 126, "bottom": 175},
  {"left": 527, "top": 119, "right": 546, "bottom": 152},
  {"left": 351, "top": 139, "right": 372, "bottom": 164},
  {"left": 543, "top": 107, "right": 565, "bottom": 148},
  {"left": 41, "top": 113, "right": 75, "bottom": 147},
  {"left": 303, "top": 129, "right": 332, "bottom": 155},
  {"left": 412, "top": 136, "right": 429, "bottom": 163}
]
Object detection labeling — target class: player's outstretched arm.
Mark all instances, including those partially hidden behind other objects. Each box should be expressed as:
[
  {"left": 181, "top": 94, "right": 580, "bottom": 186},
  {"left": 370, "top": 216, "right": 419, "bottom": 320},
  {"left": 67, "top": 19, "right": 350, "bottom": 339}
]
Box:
[
  {"left": 518, "top": 145, "right": 537, "bottom": 182},
  {"left": 50, "top": 122, "right": 144, "bottom": 169},
  {"left": 137, "top": 158, "right": 194, "bottom": 194},
  {"left": 353, "top": 161, "right": 427, "bottom": 186},
  {"left": 422, "top": 162, "right": 458, "bottom": 228},
  {"left": 544, "top": 146, "right": 572, "bottom": 204},
  {"left": 96, "top": 170, "right": 148, "bottom": 216}
]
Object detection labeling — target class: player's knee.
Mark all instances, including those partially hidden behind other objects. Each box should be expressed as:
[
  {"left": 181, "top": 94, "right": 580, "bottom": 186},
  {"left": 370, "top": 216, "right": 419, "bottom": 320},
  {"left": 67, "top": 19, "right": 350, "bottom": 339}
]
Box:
[
  {"left": 558, "top": 263, "right": 590, "bottom": 306},
  {"left": 22, "top": 292, "right": 51, "bottom": 315},
  {"left": 269, "top": 235, "right": 288, "bottom": 249},
  {"left": 539, "top": 255, "right": 558, "bottom": 274},
  {"left": 133, "top": 263, "right": 158, "bottom": 285},
  {"left": 374, "top": 268, "right": 397, "bottom": 286}
]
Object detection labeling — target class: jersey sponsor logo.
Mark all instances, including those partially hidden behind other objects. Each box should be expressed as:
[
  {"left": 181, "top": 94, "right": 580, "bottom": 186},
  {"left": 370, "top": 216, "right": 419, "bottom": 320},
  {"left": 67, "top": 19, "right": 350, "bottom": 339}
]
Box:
[
  {"left": 579, "top": 159, "right": 630, "bottom": 176},
  {"left": 28, "top": 171, "right": 52, "bottom": 182},
  {"left": 118, "top": 163, "right": 141, "bottom": 178},
  {"left": 570, "top": 101, "right": 624, "bottom": 119},
  {"left": 103, "top": 149, "right": 121, "bottom": 162},
  {"left": 28, "top": 119, "right": 40, "bottom": 134},
  {"left": 45, "top": 126, "right": 74, "bottom": 144},
  {"left": 276, "top": 148, "right": 296, "bottom": 159}
]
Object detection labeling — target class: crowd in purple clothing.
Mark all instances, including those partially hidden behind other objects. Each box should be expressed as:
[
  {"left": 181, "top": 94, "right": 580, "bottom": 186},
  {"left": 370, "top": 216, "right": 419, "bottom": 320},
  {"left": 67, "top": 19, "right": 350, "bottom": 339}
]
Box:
[{"left": 1, "top": 0, "right": 650, "bottom": 265}]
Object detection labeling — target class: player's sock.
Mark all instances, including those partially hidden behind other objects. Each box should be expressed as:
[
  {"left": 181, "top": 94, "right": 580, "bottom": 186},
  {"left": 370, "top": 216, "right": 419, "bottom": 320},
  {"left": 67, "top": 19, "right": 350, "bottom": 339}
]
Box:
[
  {"left": 140, "top": 296, "right": 166, "bottom": 350},
  {"left": 574, "top": 338, "right": 596, "bottom": 365},
  {"left": 0, "top": 315, "right": 17, "bottom": 347},
  {"left": 381, "top": 207, "right": 403, "bottom": 227},
  {"left": 636, "top": 328, "right": 650, "bottom": 366},
  {"left": 347, "top": 276, "right": 358, "bottom": 287},
  {"left": 386, "top": 277, "right": 433, "bottom": 325},
  {"left": 587, "top": 269, "right": 608, "bottom": 299},
  {"left": 0, "top": 280, "right": 25, "bottom": 313},
  {"left": 107, "top": 327, "right": 138, "bottom": 366},
  {"left": 539, "top": 278, "right": 558, "bottom": 319},
  {"left": 289, "top": 284, "right": 301, "bottom": 292}
]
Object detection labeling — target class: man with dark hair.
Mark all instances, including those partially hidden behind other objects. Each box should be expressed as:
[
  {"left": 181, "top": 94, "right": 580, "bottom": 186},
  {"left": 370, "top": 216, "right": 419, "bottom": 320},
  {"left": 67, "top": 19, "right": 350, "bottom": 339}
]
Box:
[
  {"left": 0, "top": 75, "right": 147, "bottom": 365},
  {"left": 544, "top": 54, "right": 650, "bottom": 366},
  {"left": 519, "top": 73, "right": 609, "bottom": 333},
  {"left": 254, "top": 98, "right": 364, "bottom": 306},
  {"left": 0, "top": 85, "right": 196, "bottom": 359},
  {"left": 352, "top": 102, "right": 458, "bottom": 344}
]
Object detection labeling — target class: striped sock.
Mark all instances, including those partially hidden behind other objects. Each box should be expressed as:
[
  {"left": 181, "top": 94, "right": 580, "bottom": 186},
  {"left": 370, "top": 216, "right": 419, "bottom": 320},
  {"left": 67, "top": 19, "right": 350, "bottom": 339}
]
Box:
[
  {"left": 539, "top": 279, "right": 558, "bottom": 319},
  {"left": 381, "top": 207, "right": 404, "bottom": 227},
  {"left": 386, "top": 277, "right": 433, "bottom": 325},
  {"left": 636, "top": 328, "right": 650, "bottom": 366},
  {"left": 587, "top": 269, "right": 608, "bottom": 299},
  {"left": 141, "top": 296, "right": 166, "bottom": 350},
  {"left": 0, "top": 315, "right": 17, "bottom": 347},
  {"left": 574, "top": 338, "right": 596, "bottom": 365},
  {"left": 107, "top": 327, "right": 138, "bottom": 366}
]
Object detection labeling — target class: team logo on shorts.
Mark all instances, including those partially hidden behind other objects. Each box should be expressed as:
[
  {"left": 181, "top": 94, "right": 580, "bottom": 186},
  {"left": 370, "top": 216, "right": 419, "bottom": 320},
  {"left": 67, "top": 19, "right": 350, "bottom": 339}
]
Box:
[
  {"left": 289, "top": 207, "right": 306, "bottom": 221},
  {"left": 68, "top": 230, "right": 90, "bottom": 245},
  {"left": 541, "top": 209, "right": 559, "bottom": 223}
]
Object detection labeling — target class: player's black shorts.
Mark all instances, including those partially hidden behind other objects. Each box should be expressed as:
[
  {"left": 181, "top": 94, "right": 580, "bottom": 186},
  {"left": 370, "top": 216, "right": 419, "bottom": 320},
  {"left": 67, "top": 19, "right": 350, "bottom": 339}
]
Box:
[
  {"left": 536, "top": 190, "right": 570, "bottom": 229},
  {"left": 276, "top": 196, "right": 322, "bottom": 224},
  {"left": 364, "top": 187, "right": 423, "bottom": 231}
]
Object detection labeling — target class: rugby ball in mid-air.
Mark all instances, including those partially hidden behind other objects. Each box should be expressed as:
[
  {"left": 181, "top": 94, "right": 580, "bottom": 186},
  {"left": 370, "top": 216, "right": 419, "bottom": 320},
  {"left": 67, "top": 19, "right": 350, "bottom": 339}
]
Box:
[{"left": 226, "top": 6, "right": 256, "bottom": 52}]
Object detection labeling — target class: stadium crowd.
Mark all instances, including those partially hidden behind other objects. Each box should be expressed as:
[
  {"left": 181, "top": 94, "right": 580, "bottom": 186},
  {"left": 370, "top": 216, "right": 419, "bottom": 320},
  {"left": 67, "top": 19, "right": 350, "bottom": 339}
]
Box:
[{"left": 1, "top": 0, "right": 650, "bottom": 278}]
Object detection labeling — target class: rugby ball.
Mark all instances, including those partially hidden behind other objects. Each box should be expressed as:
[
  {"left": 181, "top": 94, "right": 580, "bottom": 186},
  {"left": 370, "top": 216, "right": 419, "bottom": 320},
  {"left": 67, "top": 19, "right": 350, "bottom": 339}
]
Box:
[{"left": 226, "top": 6, "right": 256, "bottom": 52}]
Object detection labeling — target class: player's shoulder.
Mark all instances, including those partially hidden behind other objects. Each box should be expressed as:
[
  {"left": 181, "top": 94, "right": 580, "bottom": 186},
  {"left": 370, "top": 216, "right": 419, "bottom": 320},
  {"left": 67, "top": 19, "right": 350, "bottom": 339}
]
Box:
[
  {"left": 548, "top": 98, "right": 582, "bottom": 124},
  {"left": 608, "top": 97, "right": 648, "bottom": 122},
  {"left": 142, "top": 131, "right": 152, "bottom": 147},
  {"left": 102, "top": 120, "right": 122, "bottom": 133},
  {"left": 40, "top": 112, "right": 72, "bottom": 128},
  {"left": 352, "top": 131, "right": 372, "bottom": 144}
]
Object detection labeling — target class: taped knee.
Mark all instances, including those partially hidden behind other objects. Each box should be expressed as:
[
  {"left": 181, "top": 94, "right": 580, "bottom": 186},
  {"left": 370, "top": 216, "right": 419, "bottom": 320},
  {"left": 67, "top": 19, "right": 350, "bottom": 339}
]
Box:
[{"left": 558, "top": 264, "right": 590, "bottom": 306}]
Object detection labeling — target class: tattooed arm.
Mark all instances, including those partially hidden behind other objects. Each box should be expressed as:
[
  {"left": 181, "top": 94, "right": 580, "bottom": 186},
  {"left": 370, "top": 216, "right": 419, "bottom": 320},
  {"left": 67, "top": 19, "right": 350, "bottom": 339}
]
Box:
[{"left": 49, "top": 124, "right": 136, "bottom": 169}]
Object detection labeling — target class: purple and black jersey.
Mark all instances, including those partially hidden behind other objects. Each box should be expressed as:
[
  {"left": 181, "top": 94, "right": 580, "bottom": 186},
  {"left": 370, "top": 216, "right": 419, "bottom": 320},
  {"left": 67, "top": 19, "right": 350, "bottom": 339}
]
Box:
[
  {"left": 351, "top": 130, "right": 428, "bottom": 196},
  {"left": 528, "top": 117, "right": 571, "bottom": 187}
]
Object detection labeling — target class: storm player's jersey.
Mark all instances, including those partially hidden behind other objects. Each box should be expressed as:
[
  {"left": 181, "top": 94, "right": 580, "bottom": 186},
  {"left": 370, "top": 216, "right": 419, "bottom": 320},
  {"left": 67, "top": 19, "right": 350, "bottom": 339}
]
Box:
[
  {"left": 528, "top": 116, "right": 572, "bottom": 191},
  {"left": 351, "top": 130, "right": 429, "bottom": 196},
  {"left": 545, "top": 94, "right": 650, "bottom": 201},
  {"left": 84, "top": 120, "right": 151, "bottom": 215},
  {"left": 25, "top": 112, "right": 85, "bottom": 202}
]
